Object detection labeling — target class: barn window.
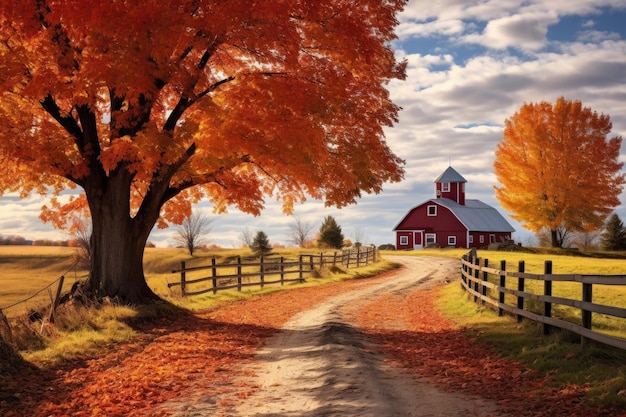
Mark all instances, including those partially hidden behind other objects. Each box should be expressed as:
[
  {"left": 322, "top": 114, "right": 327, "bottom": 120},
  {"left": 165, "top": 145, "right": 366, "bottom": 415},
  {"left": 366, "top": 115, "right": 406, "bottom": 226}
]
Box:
[
  {"left": 479, "top": 235, "right": 484, "bottom": 243},
  {"left": 400, "top": 236, "right": 408, "bottom": 245},
  {"left": 427, "top": 205, "right": 437, "bottom": 216},
  {"left": 425, "top": 233, "right": 436, "bottom": 245},
  {"left": 469, "top": 235, "right": 474, "bottom": 244},
  {"left": 448, "top": 236, "right": 456, "bottom": 246},
  {"left": 442, "top": 182, "right": 450, "bottom": 192},
  {"left": 490, "top": 234, "right": 496, "bottom": 244}
]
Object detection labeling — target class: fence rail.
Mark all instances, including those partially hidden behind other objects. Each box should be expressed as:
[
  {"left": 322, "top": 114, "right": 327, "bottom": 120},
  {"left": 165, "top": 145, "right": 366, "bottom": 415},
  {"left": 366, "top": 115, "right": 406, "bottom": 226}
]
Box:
[
  {"left": 0, "top": 261, "right": 84, "bottom": 320},
  {"left": 460, "top": 251, "right": 626, "bottom": 351},
  {"left": 0, "top": 264, "right": 83, "bottom": 343},
  {"left": 169, "top": 246, "right": 377, "bottom": 297}
]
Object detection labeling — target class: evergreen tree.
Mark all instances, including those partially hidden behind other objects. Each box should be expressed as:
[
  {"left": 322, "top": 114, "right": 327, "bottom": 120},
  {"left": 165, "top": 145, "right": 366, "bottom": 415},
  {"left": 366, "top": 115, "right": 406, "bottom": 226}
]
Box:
[
  {"left": 250, "top": 231, "right": 272, "bottom": 256},
  {"left": 318, "top": 216, "right": 344, "bottom": 249},
  {"left": 601, "top": 213, "right": 626, "bottom": 251}
]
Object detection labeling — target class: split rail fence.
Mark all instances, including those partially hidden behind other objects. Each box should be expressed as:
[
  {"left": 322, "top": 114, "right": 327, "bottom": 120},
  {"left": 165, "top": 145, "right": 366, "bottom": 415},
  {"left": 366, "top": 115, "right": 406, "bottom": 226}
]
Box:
[
  {"left": 169, "top": 246, "right": 377, "bottom": 297},
  {"left": 460, "top": 251, "right": 626, "bottom": 350}
]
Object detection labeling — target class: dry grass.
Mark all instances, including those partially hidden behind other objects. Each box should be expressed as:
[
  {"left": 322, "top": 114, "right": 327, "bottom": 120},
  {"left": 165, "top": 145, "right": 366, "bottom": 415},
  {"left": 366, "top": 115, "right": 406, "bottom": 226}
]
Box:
[
  {"left": 0, "top": 245, "right": 391, "bottom": 364},
  {"left": 0, "top": 247, "right": 86, "bottom": 318}
]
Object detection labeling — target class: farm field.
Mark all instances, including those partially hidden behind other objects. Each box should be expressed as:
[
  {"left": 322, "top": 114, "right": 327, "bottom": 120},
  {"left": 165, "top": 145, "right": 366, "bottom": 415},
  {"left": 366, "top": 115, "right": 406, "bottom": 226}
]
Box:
[
  {"left": 0, "top": 247, "right": 85, "bottom": 318},
  {"left": 3, "top": 246, "right": 626, "bottom": 315},
  {"left": 0, "top": 246, "right": 373, "bottom": 317},
  {"left": 0, "top": 246, "right": 204, "bottom": 317}
]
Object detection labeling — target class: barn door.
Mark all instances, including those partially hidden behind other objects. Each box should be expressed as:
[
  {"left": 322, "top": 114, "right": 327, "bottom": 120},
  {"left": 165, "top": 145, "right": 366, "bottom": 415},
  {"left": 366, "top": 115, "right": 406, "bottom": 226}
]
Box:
[{"left": 414, "top": 231, "right": 423, "bottom": 249}]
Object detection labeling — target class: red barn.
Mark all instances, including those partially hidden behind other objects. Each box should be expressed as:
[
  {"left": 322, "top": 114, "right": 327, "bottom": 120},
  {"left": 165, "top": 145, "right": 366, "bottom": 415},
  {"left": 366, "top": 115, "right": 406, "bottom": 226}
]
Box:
[{"left": 393, "top": 167, "right": 514, "bottom": 249}]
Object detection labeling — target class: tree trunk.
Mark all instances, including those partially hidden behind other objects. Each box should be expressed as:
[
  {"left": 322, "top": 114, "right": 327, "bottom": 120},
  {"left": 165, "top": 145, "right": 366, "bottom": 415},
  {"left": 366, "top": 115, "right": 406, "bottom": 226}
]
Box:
[
  {"left": 550, "top": 229, "right": 561, "bottom": 248},
  {"left": 85, "top": 170, "right": 160, "bottom": 303}
]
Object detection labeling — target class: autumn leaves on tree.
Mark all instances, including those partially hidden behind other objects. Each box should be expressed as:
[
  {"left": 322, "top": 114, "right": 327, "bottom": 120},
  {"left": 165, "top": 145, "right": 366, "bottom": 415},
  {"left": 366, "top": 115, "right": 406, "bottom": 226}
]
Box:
[
  {"left": 0, "top": 1, "right": 407, "bottom": 301},
  {"left": 494, "top": 97, "right": 624, "bottom": 248}
]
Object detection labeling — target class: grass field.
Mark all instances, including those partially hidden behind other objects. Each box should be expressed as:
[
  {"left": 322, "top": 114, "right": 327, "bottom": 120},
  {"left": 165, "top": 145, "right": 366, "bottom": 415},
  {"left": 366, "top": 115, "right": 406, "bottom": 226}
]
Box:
[
  {"left": 0, "top": 246, "right": 86, "bottom": 317},
  {"left": 0, "top": 245, "right": 384, "bottom": 317}
]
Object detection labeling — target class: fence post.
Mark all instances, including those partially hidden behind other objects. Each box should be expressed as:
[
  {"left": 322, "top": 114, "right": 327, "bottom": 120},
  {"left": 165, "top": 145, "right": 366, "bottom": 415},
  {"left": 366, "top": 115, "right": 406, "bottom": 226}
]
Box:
[
  {"left": 280, "top": 257, "right": 285, "bottom": 285},
  {"left": 473, "top": 256, "right": 480, "bottom": 302},
  {"left": 466, "top": 253, "right": 472, "bottom": 285},
  {"left": 260, "top": 256, "right": 265, "bottom": 289},
  {"left": 517, "top": 260, "right": 525, "bottom": 322},
  {"left": 0, "top": 309, "right": 13, "bottom": 345},
  {"left": 461, "top": 254, "right": 467, "bottom": 287},
  {"left": 48, "top": 275, "right": 65, "bottom": 324},
  {"left": 299, "top": 255, "right": 304, "bottom": 283},
  {"left": 211, "top": 258, "right": 217, "bottom": 294},
  {"left": 498, "top": 260, "right": 506, "bottom": 316},
  {"left": 309, "top": 255, "right": 314, "bottom": 272},
  {"left": 237, "top": 257, "right": 242, "bottom": 291},
  {"left": 180, "top": 261, "right": 187, "bottom": 296},
  {"left": 357, "top": 246, "right": 361, "bottom": 267},
  {"left": 582, "top": 281, "right": 593, "bottom": 347},
  {"left": 481, "top": 259, "right": 489, "bottom": 303},
  {"left": 543, "top": 260, "right": 553, "bottom": 335},
  {"left": 333, "top": 251, "right": 337, "bottom": 266}
]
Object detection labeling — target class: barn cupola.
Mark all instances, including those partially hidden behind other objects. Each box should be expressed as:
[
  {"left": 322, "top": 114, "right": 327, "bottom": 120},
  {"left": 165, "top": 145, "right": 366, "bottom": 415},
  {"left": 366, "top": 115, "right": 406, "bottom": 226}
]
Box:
[{"left": 434, "top": 166, "right": 467, "bottom": 205}]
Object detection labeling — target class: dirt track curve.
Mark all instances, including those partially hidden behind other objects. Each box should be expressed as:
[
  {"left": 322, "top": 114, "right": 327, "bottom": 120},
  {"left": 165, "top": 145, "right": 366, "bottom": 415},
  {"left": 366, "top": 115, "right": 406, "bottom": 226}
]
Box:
[{"left": 159, "top": 256, "right": 506, "bottom": 417}]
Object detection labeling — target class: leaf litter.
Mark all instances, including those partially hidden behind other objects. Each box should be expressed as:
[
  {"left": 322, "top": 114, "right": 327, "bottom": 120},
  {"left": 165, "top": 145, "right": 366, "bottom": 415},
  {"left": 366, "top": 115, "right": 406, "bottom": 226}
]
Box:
[{"left": 1, "top": 257, "right": 623, "bottom": 417}]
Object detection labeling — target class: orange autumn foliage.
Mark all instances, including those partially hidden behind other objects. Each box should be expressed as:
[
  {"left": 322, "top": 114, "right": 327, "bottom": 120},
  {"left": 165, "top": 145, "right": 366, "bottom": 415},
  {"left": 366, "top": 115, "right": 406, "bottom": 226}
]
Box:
[
  {"left": 0, "top": 1, "right": 407, "bottom": 301},
  {"left": 494, "top": 97, "right": 624, "bottom": 247}
]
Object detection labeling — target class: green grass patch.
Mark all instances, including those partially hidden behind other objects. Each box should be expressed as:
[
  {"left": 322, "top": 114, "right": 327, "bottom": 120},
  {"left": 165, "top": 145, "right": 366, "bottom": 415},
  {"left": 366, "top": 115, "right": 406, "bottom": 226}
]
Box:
[
  {"left": 165, "top": 258, "right": 400, "bottom": 312},
  {"left": 437, "top": 280, "right": 626, "bottom": 409},
  {"left": 16, "top": 303, "right": 138, "bottom": 365}
]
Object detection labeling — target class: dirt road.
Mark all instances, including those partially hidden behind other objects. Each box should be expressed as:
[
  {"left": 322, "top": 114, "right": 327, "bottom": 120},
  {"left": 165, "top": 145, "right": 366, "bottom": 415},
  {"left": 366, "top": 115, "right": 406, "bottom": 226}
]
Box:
[{"left": 163, "top": 256, "right": 507, "bottom": 417}]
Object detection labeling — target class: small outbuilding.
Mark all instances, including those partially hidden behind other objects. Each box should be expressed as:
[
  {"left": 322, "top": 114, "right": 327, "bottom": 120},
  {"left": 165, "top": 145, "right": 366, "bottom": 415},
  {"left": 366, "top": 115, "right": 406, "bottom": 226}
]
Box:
[{"left": 393, "top": 166, "right": 514, "bottom": 249}]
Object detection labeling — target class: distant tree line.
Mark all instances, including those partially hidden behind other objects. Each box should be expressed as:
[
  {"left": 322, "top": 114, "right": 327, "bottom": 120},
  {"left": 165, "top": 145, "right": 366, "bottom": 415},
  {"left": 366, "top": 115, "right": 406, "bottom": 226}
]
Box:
[{"left": 0, "top": 235, "right": 73, "bottom": 246}]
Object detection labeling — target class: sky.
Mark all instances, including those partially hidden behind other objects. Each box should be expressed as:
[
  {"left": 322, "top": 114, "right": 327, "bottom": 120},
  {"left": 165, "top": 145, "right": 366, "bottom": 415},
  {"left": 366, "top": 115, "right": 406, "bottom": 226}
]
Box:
[{"left": 1, "top": 0, "right": 626, "bottom": 248}]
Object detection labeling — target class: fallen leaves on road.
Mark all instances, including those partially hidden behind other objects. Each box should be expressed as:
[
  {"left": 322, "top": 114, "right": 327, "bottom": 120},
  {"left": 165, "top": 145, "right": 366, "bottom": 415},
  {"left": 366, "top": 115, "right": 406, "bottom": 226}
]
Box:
[
  {"left": 350, "top": 286, "right": 624, "bottom": 417},
  {"left": 1, "top": 277, "right": 377, "bottom": 417},
  {"left": 1, "top": 273, "right": 624, "bottom": 416}
]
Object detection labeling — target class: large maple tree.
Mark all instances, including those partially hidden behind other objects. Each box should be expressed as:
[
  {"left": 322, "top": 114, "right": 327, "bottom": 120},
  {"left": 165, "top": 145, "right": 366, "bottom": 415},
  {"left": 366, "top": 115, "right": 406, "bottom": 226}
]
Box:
[
  {"left": 494, "top": 97, "right": 624, "bottom": 247},
  {"left": 0, "top": 0, "right": 407, "bottom": 302}
]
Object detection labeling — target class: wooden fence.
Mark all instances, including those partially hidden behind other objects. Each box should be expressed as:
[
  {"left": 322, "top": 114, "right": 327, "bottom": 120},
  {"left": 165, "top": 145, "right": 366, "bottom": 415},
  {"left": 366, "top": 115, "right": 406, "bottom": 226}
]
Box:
[
  {"left": 169, "top": 246, "right": 377, "bottom": 297},
  {"left": 460, "top": 250, "right": 626, "bottom": 351},
  {"left": 0, "top": 272, "right": 73, "bottom": 343},
  {"left": 312, "top": 246, "right": 377, "bottom": 269}
]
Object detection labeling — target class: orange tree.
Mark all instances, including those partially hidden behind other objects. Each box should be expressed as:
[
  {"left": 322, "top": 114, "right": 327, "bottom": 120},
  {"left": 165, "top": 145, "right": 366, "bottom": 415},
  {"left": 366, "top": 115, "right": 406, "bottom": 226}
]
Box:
[
  {"left": 0, "top": 1, "right": 407, "bottom": 302},
  {"left": 494, "top": 97, "right": 624, "bottom": 248}
]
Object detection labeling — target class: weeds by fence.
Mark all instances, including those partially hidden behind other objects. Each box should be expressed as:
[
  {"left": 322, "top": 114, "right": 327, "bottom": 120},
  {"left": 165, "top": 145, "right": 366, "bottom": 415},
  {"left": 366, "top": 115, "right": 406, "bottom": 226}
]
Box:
[
  {"left": 169, "top": 246, "right": 377, "bottom": 297},
  {"left": 0, "top": 262, "right": 85, "bottom": 343},
  {"left": 460, "top": 250, "right": 626, "bottom": 350}
]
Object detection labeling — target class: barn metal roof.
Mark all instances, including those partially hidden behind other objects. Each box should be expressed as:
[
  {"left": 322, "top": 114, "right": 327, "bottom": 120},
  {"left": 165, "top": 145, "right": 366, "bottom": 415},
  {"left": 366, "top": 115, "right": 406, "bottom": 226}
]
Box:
[
  {"left": 434, "top": 198, "right": 515, "bottom": 232},
  {"left": 433, "top": 166, "right": 467, "bottom": 183}
]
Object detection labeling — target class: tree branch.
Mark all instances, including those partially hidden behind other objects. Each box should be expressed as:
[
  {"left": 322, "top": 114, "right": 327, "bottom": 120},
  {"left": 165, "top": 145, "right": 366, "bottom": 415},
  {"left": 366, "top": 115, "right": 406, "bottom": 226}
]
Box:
[{"left": 40, "top": 94, "right": 85, "bottom": 149}]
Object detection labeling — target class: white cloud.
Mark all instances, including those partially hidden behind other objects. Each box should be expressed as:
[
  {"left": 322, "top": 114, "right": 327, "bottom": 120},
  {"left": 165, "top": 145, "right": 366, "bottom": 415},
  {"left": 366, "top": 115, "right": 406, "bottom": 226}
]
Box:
[
  {"left": 396, "top": 19, "right": 465, "bottom": 39},
  {"left": 466, "top": 13, "right": 558, "bottom": 51}
]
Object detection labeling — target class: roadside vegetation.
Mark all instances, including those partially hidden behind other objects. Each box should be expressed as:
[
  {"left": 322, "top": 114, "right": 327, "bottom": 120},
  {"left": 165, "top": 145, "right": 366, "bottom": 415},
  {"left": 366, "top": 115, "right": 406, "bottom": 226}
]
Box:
[
  {"left": 0, "top": 246, "right": 397, "bottom": 366},
  {"left": 415, "top": 248, "right": 626, "bottom": 410}
]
